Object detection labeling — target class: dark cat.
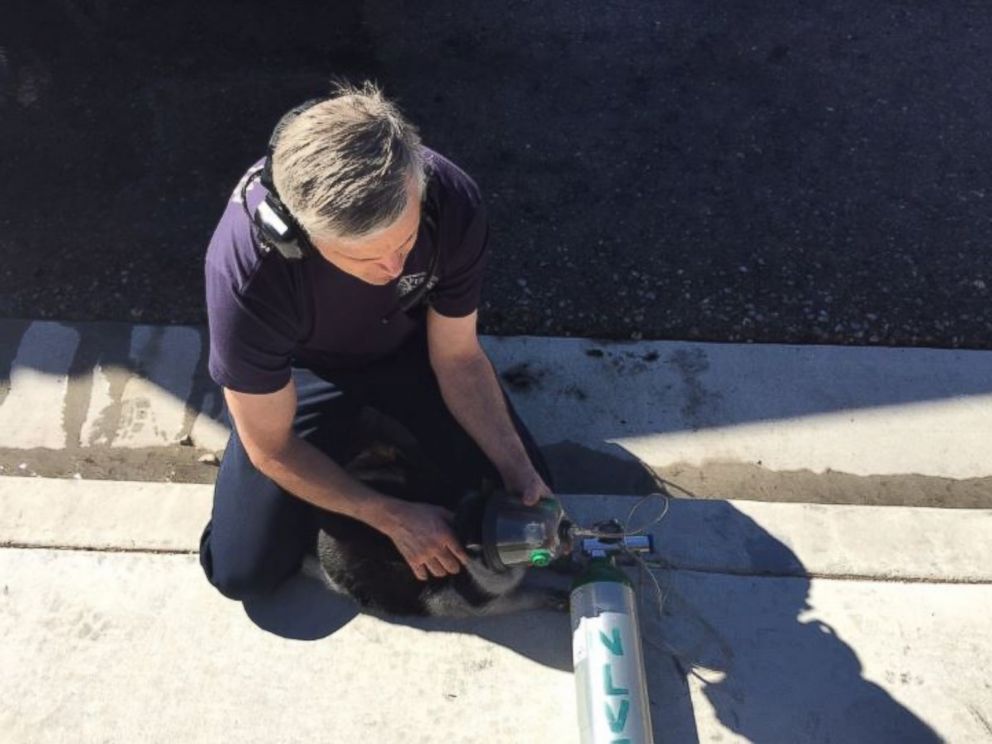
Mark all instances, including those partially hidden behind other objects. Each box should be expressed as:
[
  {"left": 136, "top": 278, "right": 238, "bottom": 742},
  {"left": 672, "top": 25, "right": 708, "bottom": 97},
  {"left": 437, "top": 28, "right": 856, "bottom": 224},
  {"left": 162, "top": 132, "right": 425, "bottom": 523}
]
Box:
[{"left": 304, "top": 439, "right": 572, "bottom": 618}]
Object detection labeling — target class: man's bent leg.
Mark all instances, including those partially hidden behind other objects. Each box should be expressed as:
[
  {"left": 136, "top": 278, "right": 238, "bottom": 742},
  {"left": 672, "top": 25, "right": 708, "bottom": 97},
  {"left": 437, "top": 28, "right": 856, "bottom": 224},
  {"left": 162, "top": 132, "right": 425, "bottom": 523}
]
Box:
[{"left": 198, "top": 369, "right": 363, "bottom": 601}]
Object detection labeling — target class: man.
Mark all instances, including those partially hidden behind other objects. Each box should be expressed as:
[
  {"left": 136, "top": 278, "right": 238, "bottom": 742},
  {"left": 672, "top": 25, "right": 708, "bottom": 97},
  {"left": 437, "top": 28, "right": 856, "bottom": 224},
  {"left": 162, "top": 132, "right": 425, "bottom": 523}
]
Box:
[{"left": 199, "top": 82, "right": 554, "bottom": 601}]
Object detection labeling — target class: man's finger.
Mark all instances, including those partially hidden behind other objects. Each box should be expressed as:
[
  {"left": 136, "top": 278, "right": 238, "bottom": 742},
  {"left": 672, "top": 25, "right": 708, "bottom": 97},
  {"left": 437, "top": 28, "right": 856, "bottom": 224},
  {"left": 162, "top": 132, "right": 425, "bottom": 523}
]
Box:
[
  {"left": 435, "top": 550, "right": 461, "bottom": 575},
  {"left": 447, "top": 539, "right": 471, "bottom": 566},
  {"left": 426, "top": 557, "right": 448, "bottom": 578},
  {"left": 406, "top": 550, "right": 430, "bottom": 581}
]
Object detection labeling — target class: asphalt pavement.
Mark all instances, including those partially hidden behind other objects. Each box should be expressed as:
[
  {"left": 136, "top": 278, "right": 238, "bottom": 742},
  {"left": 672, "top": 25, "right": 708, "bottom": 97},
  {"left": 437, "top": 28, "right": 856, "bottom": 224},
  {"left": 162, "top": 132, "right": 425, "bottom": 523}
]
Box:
[{"left": 1, "top": 1, "right": 990, "bottom": 347}]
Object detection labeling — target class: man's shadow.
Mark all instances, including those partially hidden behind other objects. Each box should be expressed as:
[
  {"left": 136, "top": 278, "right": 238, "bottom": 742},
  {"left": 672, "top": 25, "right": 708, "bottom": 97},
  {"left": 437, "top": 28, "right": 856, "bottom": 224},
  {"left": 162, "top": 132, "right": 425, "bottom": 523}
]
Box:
[
  {"left": 631, "top": 499, "right": 941, "bottom": 742},
  {"left": 242, "top": 493, "right": 940, "bottom": 743}
]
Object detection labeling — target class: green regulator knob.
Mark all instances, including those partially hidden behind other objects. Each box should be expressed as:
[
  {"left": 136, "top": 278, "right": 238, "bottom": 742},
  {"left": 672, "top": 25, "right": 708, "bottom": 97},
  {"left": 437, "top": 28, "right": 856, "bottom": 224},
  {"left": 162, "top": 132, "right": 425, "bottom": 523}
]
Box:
[{"left": 529, "top": 549, "right": 553, "bottom": 567}]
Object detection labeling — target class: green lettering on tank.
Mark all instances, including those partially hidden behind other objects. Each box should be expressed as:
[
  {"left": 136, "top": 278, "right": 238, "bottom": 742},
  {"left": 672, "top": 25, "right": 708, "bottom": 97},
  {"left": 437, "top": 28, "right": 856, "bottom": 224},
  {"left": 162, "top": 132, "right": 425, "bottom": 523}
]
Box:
[
  {"left": 600, "top": 628, "right": 625, "bottom": 656},
  {"left": 605, "top": 698, "right": 630, "bottom": 733},
  {"left": 603, "top": 664, "right": 629, "bottom": 696}
]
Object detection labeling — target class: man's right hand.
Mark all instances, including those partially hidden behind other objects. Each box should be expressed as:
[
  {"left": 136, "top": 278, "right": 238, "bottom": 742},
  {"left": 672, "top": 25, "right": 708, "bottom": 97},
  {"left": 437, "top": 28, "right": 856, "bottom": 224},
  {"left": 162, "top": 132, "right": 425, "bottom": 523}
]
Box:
[
  {"left": 222, "top": 383, "right": 471, "bottom": 582},
  {"left": 380, "top": 501, "right": 470, "bottom": 581}
]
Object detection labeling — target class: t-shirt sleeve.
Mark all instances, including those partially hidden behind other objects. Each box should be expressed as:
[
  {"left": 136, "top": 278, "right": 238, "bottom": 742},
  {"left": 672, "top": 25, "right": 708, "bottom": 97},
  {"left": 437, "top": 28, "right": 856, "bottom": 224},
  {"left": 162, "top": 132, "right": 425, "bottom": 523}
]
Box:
[
  {"left": 428, "top": 199, "right": 490, "bottom": 319},
  {"left": 205, "top": 264, "right": 295, "bottom": 394}
]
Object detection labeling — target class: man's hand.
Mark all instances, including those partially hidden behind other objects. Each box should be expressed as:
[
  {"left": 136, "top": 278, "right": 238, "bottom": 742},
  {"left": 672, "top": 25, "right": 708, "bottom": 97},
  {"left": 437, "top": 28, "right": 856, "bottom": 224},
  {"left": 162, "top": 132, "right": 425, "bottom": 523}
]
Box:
[
  {"left": 380, "top": 501, "right": 471, "bottom": 581},
  {"left": 504, "top": 466, "right": 553, "bottom": 506}
]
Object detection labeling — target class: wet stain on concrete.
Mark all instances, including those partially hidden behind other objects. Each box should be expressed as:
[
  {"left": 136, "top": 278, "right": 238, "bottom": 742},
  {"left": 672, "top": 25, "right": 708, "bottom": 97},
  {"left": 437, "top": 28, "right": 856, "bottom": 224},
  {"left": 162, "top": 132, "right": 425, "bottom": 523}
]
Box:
[
  {"left": 666, "top": 348, "right": 723, "bottom": 429},
  {"left": 500, "top": 362, "right": 545, "bottom": 392},
  {"left": 583, "top": 346, "right": 660, "bottom": 375},
  {"left": 604, "top": 351, "right": 645, "bottom": 375},
  {"left": 0, "top": 320, "right": 33, "bottom": 408},
  {"left": 64, "top": 321, "right": 132, "bottom": 448},
  {"left": 562, "top": 384, "right": 587, "bottom": 401},
  {"left": 75, "top": 324, "right": 135, "bottom": 447}
]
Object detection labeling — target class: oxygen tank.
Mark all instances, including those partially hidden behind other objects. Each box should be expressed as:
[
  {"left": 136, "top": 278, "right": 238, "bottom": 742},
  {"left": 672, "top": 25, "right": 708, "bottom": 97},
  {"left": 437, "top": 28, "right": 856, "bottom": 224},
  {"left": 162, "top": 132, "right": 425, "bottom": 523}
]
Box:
[
  {"left": 456, "top": 489, "right": 656, "bottom": 742},
  {"left": 570, "top": 557, "right": 654, "bottom": 744}
]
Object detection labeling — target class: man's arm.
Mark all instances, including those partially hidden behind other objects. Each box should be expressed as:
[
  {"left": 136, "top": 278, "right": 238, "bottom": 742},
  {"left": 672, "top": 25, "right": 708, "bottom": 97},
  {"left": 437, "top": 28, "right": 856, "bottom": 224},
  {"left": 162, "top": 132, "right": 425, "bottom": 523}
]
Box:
[
  {"left": 223, "top": 381, "right": 469, "bottom": 579},
  {"left": 426, "top": 308, "right": 551, "bottom": 505}
]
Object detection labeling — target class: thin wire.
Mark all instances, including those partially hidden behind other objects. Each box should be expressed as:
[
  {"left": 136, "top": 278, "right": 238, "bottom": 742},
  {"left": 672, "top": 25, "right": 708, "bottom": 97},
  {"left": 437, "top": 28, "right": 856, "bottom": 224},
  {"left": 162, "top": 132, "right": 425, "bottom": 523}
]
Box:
[
  {"left": 561, "top": 486, "right": 733, "bottom": 673},
  {"left": 559, "top": 490, "right": 673, "bottom": 631},
  {"left": 566, "top": 490, "right": 670, "bottom": 540},
  {"left": 562, "top": 470, "right": 704, "bottom": 541},
  {"left": 616, "top": 494, "right": 709, "bottom": 670},
  {"left": 624, "top": 490, "right": 671, "bottom": 535}
]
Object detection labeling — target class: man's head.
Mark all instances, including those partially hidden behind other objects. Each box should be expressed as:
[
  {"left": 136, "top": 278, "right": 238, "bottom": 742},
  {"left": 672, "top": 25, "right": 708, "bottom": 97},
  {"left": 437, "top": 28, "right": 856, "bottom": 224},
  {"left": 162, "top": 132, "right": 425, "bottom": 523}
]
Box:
[{"left": 271, "top": 81, "right": 427, "bottom": 285}]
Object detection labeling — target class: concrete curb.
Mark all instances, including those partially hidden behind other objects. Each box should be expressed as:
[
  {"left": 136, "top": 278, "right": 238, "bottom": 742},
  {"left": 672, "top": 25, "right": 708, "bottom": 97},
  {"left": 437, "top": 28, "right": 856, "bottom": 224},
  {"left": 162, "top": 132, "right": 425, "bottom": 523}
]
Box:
[
  {"left": 563, "top": 495, "right": 992, "bottom": 583},
  {"left": 4, "top": 476, "right": 990, "bottom": 582},
  {"left": 0, "top": 477, "right": 208, "bottom": 553},
  {"left": 2, "top": 320, "right": 992, "bottom": 481}
]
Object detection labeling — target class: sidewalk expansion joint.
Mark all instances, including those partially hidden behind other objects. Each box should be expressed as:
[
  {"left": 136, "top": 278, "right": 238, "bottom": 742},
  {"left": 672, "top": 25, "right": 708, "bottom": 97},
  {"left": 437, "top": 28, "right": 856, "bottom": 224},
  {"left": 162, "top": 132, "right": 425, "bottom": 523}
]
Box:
[
  {"left": 666, "top": 564, "right": 992, "bottom": 586},
  {"left": 1, "top": 541, "right": 198, "bottom": 556},
  {"left": 4, "top": 543, "right": 990, "bottom": 586}
]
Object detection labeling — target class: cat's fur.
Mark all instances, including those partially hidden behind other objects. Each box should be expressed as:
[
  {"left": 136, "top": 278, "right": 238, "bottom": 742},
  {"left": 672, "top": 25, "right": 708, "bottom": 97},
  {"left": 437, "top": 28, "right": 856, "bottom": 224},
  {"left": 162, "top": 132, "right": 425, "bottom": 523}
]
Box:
[{"left": 306, "top": 437, "right": 572, "bottom": 618}]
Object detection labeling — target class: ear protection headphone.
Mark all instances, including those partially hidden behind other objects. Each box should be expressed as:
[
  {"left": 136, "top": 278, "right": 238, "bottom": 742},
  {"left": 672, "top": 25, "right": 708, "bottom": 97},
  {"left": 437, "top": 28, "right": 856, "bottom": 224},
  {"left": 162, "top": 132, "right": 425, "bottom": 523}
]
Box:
[
  {"left": 245, "top": 98, "right": 324, "bottom": 261},
  {"left": 241, "top": 97, "right": 442, "bottom": 322}
]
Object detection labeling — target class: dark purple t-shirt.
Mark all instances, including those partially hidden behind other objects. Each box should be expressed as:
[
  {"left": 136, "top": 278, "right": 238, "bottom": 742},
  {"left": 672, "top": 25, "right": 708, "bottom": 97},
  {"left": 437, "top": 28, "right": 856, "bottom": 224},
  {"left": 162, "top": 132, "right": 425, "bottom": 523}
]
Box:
[{"left": 204, "top": 149, "right": 488, "bottom": 394}]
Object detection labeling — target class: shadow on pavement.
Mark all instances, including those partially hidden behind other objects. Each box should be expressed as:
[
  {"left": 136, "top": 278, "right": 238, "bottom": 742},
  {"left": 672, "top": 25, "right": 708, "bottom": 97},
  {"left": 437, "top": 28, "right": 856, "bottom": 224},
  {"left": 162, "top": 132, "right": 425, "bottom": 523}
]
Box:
[{"left": 243, "top": 501, "right": 940, "bottom": 743}]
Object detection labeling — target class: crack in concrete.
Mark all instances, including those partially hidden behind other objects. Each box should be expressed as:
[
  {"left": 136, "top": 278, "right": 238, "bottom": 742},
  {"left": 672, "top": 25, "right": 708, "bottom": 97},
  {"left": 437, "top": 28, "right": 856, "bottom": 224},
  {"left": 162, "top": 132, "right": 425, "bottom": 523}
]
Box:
[
  {"left": 4, "top": 543, "right": 990, "bottom": 585},
  {"left": 650, "top": 564, "right": 992, "bottom": 586},
  {"left": 968, "top": 704, "right": 992, "bottom": 737},
  {"left": 1, "top": 542, "right": 198, "bottom": 556}
]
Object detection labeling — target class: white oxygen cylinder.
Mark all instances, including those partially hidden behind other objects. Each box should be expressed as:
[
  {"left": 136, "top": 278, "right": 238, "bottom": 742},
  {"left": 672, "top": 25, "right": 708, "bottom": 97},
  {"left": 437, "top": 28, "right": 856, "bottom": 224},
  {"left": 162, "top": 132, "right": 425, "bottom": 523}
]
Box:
[{"left": 570, "top": 557, "right": 654, "bottom": 744}]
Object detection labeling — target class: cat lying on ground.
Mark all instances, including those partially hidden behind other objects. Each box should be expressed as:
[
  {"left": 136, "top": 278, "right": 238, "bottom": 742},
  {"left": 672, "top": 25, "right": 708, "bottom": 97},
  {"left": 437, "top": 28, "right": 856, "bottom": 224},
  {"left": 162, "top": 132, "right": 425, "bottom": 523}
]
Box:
[{"left": 302, "top": 437, "right": 573, "bottom": 618}]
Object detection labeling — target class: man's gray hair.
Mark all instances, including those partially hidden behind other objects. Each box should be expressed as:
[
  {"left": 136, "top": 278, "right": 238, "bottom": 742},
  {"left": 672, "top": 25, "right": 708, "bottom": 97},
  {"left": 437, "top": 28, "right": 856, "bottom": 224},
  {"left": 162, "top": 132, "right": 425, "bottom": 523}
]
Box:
[{"left": 271, "top": 81, "right": 427, "bottom": 242}]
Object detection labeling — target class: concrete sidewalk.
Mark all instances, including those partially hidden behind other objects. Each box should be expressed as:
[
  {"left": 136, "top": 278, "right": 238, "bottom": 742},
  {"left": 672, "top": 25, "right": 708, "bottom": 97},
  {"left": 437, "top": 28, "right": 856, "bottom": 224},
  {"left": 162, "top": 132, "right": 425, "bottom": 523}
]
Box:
[
  {"left": 1, "top": 320, "right": 991, "bottom": 740},
  {"left": 2, "top": 477, "right": 991, "bottom": 742}
]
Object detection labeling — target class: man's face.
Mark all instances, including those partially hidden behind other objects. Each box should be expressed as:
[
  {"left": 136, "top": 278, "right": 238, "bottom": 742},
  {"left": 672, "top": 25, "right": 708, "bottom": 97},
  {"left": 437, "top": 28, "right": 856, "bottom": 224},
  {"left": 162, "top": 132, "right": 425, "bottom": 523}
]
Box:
[{"left": 311, "top": 180, "right": 423, "bottom": 286}]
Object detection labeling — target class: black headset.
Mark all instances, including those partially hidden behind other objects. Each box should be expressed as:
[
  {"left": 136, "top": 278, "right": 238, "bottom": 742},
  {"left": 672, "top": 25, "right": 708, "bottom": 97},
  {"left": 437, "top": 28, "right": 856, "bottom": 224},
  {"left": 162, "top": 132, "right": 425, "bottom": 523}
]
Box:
[
  {"left": 246, "top": 98, "right": 323, "bottom": 261},
  {"left": 241, "top": 97, "right": 442, "bottom": 322}
]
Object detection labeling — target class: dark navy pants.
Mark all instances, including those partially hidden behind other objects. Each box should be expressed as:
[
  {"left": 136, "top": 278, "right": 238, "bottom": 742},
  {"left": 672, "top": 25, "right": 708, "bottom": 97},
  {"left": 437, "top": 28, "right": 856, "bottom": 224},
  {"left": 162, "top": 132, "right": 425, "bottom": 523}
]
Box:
[{"left": 198, "top": 331, "right": 552, "bottom": 601}]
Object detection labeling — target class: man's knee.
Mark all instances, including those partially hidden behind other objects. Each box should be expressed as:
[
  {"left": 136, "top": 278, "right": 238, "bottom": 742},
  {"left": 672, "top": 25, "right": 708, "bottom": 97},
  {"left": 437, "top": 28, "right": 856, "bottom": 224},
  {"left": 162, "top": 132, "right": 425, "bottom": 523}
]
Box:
[
  {"left": 208, "top": 568, "right": 277, "bottom": 602},
  {"left": 198, "top": 523, "right": 282, "bottom": 602}
]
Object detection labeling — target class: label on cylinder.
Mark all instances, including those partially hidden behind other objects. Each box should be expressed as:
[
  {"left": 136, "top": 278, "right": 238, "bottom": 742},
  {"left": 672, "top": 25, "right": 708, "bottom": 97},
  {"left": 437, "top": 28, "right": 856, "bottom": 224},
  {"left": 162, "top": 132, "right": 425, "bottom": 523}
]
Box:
[{"left": 573, "top": 611, "right": 653, "bottom": 744}]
